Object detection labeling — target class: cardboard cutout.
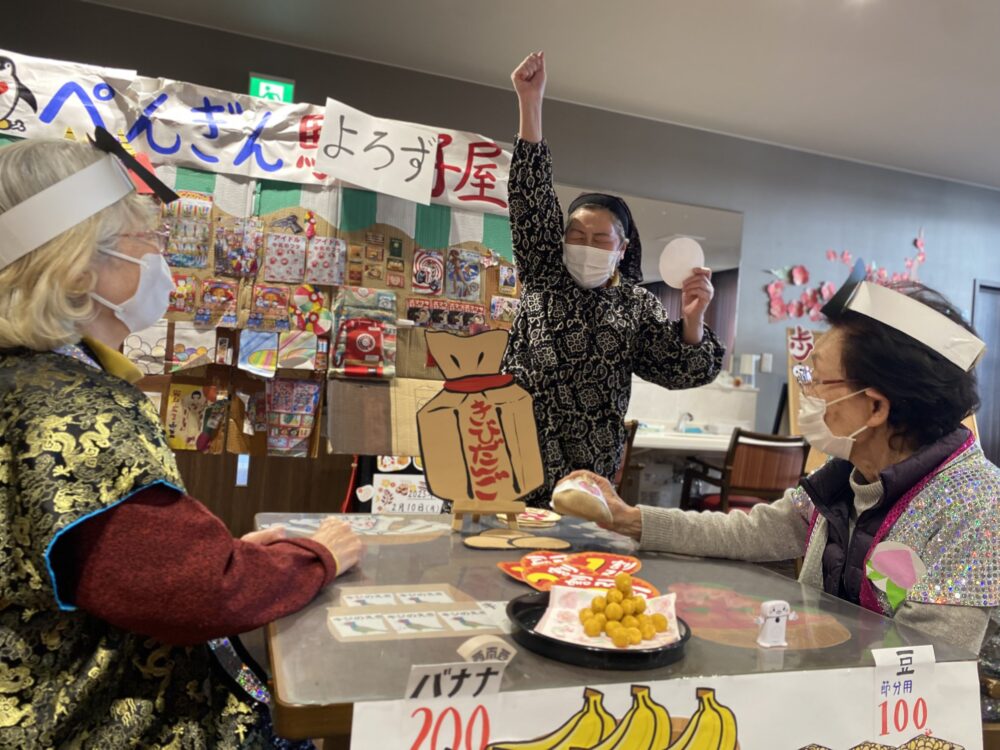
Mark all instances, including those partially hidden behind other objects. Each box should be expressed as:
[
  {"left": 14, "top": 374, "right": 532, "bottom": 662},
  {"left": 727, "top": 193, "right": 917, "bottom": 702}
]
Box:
[{"left": 417, "top": 330, "right": 544, "bottom": 530}]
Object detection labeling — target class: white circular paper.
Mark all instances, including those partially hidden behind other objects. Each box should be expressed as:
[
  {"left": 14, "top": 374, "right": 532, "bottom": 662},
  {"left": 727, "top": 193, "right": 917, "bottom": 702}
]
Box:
[{"left": 659, "top": 238, "right": 705, "bottom": 288}]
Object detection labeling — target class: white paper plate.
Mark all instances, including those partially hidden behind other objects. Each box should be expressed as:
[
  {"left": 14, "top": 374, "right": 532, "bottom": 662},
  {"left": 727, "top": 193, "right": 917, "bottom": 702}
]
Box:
[{"left": 659, "top": 238, "right": 705, "bottom": 288}]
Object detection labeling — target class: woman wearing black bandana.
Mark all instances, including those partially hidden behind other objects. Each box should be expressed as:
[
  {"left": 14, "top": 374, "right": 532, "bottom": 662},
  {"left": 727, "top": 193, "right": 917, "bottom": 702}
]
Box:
[{"left": 502, "top": 52, "right": 726, "bottom": 507}]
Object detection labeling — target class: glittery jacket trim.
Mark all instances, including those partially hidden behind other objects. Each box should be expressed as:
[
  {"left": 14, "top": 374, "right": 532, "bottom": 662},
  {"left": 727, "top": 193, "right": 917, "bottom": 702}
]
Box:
[{"left": 803, "top": 435, "right": 999, "bottom": 615}]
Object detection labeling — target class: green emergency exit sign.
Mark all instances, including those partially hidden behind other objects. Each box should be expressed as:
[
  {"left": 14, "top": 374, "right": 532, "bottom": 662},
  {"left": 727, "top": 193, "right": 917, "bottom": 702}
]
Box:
[{"left": 248, "top": 73, "right": 295, "bottom": 103}]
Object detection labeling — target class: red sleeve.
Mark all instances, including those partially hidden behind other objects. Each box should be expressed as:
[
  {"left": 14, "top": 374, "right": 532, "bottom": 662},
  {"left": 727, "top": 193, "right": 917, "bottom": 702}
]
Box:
[{"left": 50, "top": 484, "right": 338, "bottom": 646}]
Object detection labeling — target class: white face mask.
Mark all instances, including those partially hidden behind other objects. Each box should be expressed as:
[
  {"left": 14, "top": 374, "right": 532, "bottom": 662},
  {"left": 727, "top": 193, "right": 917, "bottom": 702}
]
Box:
[
  {"left": 90, "top": 248, "right": 175, "bottom": 334},
  {"left": 562, "top": 242, "right": 621, "bottom": 289},
  {"left": 797, "top": 389, "right": 868, "bottom": 461}
]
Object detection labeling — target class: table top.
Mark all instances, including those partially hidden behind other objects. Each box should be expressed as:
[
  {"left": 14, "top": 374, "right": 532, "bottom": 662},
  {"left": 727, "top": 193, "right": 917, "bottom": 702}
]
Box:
[
  {"left": 259, "top": 513, "right": 973, "bottom": 711},
  {"left": 632, "top": 429, "right": 732, "bottom": 452}
]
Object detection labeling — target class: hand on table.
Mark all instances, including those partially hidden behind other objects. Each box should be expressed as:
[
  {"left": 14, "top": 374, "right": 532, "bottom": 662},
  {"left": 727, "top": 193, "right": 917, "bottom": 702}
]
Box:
[
  {"left": 309, "top": 519, "right": 364, "bottom": 577},
  {"left": 240, "top": 526, "right": 286, "bottom": 545},
  {"left": 561, "top": 470, "right": 643, "bottom": 542}
]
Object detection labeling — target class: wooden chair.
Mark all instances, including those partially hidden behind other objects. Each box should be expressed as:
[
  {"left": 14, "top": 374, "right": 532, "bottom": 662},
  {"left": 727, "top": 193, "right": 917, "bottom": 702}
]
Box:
[
  {"left": 680, "top": 429, "right": 809, "bottom": 513},
  {"left": 612, "top": 420, "right": 641, "bottom": 497}
]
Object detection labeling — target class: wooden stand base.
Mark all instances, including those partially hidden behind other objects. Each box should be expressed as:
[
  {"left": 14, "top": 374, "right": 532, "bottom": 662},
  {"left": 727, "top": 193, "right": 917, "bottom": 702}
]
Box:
[{"left": 450, "top": 499, "right": 526, "bottom": 532}]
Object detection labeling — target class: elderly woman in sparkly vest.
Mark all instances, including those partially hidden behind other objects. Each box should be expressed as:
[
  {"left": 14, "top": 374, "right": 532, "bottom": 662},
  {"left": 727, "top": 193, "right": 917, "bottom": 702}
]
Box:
[{"left": 573, "top": 264, "right": 999, "bottom": 719}]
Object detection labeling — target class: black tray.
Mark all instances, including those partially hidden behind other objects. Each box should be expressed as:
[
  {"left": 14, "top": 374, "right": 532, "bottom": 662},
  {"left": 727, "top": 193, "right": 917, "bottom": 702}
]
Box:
[{"left": 506, "top": 590, "right": 690, "bottom": 671}]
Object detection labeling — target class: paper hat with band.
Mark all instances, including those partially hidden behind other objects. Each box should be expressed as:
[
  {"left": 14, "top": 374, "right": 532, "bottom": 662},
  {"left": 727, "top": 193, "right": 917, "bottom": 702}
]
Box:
[
  {"left": 0, "top": 127, "right": 178, "bottom": 270},
  {"left": 821, "top": 259, "right": 985, "bottom": 371}
]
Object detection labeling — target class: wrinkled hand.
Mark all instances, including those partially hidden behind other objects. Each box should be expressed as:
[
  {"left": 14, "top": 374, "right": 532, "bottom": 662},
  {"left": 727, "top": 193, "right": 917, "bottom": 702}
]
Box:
[
  {"left": 511, "top": 51, "right": 546, "bottom": 102},
  {"left": 309, "top": 518, "right": 364, "bottom": 577},
  {"left": 241, "top": 526, "right": 286, "bottom": 545},
  {"left": 682, "top": 267, "right": 714, "bottom": 321},
  {"left": 561, "top": 470, "right": 643, "bottom": 541}
]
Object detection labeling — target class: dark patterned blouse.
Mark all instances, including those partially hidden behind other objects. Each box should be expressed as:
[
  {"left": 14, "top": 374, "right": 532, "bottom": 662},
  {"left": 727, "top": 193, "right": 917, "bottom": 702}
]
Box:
[{"left": 501, "top": 138, "right": 725, "bottom": 506}]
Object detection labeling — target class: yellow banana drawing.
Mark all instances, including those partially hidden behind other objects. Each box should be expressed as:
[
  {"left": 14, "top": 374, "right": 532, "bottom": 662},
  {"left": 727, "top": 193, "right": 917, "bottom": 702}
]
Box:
[
  {"left": 666, "top": 687, "right": 738, "bottom": 750},
  {"left": 487, "top": 687, "right": 616, "bottom": 750},
  {"left": 585, "top": 685, "right": 670, "bottom": 750}
]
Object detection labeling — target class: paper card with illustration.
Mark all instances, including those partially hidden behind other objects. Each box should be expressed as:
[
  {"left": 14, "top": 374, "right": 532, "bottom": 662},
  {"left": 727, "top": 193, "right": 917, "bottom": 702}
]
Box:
[
  {"left": 264, "top": 232, "right": 308, "bottom": 283},
  {"left": 304, "top": 236, "right": 346, "bottom": 286},
  {"left": 364, "top": 262, "right": 385, "bottom": 283},
  {"left": 498, "top": 263, "right": 518, "bottom": 295},
  {"left": 396, "top": 590, "right": 455, "bottom": 605},
  {"left": 329, "top": 613, "right": 392, "bottom": 639},
  {"left": 196, "top": 278, "right": 238, "bottom": 326},
  {"left": 124, "top": 320, "right": 168, "bottom": 375},
  {"left": 341, "top": 592, "right": 398, "bottom": 607},
  {"left": 365, "top": 244, "right": 384, "bottom": 262},
  {"left": 386, "top": 257, "right": 405, "bottom": 273},
  {"left": 383, "top": 611, "right": 449, "bottom": 635},
  {"left": 490, "top": 295, "right": 520, "bottom": 324},
  {"left": 214, "top": 217, "right": 263, "bottom": 278},
  {"left": 348, "top": 243, "right": 365, "bottom": 262},
  {"left": 372, "top": 473, "right": 444, "bottom": 515},
  {"left": 290, "top": 284, "right": 333, "bottom": 335},
  {"left": 365, "top": 232, "right": 385, "bottom": 246},
  {"left": 168, "top": 274, "right": 197, "bottom": 315},
  {"left": 389, "top": 237, "right": 404, "bottom": 258},
  {"left": 277, "top": 331, "right": 318, "bottom": 370},
  {"left": 170, "top": 322, "right": 216, "bottom": 372},
  {"left": 412, "top": 249, "right": 444, "bottom": 296},
  {"left": 237, "top": 330, "right": 278, "bottom": 378},
  {"left": 417, "top": 331, "right": 544, "bottom": 521},
  {"left": 163, "top": 190, "right": 213, "bottom": 269},
  {"left": 164, "top": 383, "right": 219, "bottom": 451},
  {"left": 437, "top": 609, "right": 499, "bottom": 632},
  {"left": 446, "top": 248, "right": 482, "bottom": 301},
  {"left": 386, "top": 270, "right": 405, "bottom": 289},
  {"left": 247, "top": 284, "right": 291, "bottom": 331}
]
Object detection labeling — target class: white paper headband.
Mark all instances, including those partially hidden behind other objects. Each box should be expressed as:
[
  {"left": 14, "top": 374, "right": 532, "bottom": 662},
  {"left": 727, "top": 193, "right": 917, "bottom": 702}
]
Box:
[
  {"left": 822, "top": 260, "right": 985, "bottom": 371},
  {"left": 0, "top": 154, "right": 135, "bottom": 270}
]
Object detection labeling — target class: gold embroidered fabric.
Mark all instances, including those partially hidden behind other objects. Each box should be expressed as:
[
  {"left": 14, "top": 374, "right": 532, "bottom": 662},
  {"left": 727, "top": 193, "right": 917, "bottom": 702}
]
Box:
[{"left": 0, "top": 349, "right": 262, "bottom": 748}]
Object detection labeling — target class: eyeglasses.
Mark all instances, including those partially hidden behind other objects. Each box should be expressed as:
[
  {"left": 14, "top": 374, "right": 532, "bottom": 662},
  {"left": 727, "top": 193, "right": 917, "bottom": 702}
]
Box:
[
  {"left": 792, "top": 363, "right": 853, "bottom": 390},
  {"left": 120, "top": 229, "right": 169, "bottom": 251}
]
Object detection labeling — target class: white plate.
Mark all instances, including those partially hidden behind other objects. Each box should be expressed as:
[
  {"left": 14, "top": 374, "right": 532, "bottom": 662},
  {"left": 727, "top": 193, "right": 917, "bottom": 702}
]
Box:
[{"left": 659, "top": 238, "right": 705, "bottom": 288}]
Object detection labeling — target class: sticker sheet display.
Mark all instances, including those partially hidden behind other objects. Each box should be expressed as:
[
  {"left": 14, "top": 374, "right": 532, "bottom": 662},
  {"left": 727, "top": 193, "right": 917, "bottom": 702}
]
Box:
[
  {"left": 304, "top": 236, "right": 346, "bottom": 285},
  {"left": 248, "top": 284, "right": 291, "bottom": 330},
  {"left": 163, "top": 191, "right": 213, "bottom": 269},
  {"left": 490, "top": 295, "right": 520, "bottom": 324},
  {"left": 264, "top": 232, "right": 308, "bottom": 283},
  {"left": 196, "top": 278, "right": 238, "bottom": 326},
  {"left": 446, "top": 248, "right": 482, "bottom": 301},
  {"left": 412, "top": 249, "right": 444, "bottom": 296},
  {"left": 168, "top": 274, "right": 197, "bottom": 315},
  {"left": 266, "top": 378, "right": 321, "bottom": 457},
  {"left": 214, "top": 217, "right": 263, "bottom": 278}
]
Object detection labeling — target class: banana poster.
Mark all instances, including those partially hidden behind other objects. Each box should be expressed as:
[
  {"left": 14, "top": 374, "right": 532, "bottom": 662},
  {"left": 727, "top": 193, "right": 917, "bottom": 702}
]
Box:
[{"left": 350, "top": 663, "right": 982, "bottom": 749}]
